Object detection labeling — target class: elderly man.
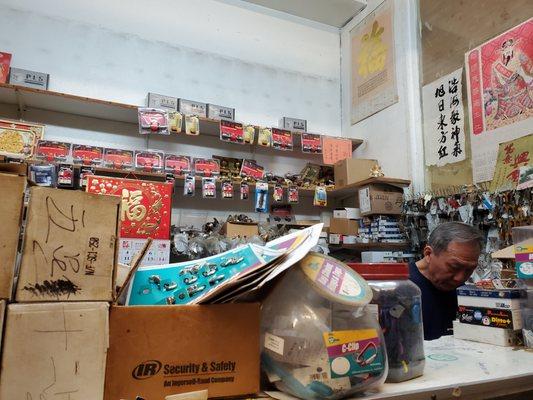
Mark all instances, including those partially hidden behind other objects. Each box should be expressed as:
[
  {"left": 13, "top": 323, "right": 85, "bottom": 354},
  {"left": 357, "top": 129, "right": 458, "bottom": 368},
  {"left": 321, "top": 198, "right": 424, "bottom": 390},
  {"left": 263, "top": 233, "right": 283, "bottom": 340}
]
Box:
[{"left": 409, "top": 222, "right": 483, "bottom": 340}]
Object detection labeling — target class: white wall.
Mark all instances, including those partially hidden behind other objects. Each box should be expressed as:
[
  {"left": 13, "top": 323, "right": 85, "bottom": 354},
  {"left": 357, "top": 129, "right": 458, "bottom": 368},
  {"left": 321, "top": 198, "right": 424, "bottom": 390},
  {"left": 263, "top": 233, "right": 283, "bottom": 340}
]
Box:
[
  {"left": 0, "top": 0, "right": 344, "bottom": 224},
  {"left": 340, "top": 0, "right": 424, "bottom": 192}
]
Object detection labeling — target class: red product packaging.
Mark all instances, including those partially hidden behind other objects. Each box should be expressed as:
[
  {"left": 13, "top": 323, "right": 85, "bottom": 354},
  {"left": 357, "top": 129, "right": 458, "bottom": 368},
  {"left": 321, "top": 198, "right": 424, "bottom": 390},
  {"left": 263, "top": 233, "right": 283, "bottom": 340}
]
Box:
[
  {"left": 135, "top": 150, "right": 164, "bottom": 172},
  {"left": 0, "top": 52, "right": 12, "bottom": 84},
  {"left": 165, "top": 155, "right": 191, "bottom": 175},
  {"left": 301, "top": 133, "right": 322, "bottom": 154},
  {"left": 272, "top": 128, "right": 293, "bottom": 151},
  {"left": 35, "top": 140, "right": 71, "bottom": 162},
  {"left": 86, "top": 176, "right": 173, "bottom": 240},
  {"left": 103, "top": 148, "right": 134, "bottom": 169},
  {"left": 220, "top": 120, "right": 245, "bottom": 144},
  {"left": 194, "top": 158, "right": 220, "bottom": 177},
  {"left": 72, "top": 144, "right": 103, "bottom": 165},
  {"left": 240, "top": 159, "right": 265, "bottom": 180}
]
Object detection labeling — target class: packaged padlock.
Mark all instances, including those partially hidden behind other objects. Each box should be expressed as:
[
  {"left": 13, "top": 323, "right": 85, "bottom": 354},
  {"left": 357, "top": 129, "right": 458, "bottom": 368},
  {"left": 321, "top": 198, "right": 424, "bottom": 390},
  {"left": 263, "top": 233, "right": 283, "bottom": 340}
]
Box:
[
  {"left": 314, "top": 185, "right": 327, "bottom": 207},
  {"left": 288, "top": 186, "right": 299, "bottom": 204},
  {"left": 240, "top": 182, "right": 250, "bottom": 200},
  {"left": 184, "top": 175, "right": 196, "bottom": 197},
  {"left": 56, "top": 163, "right": 75, "bottom": 188},
  {"left": 185, "top": 115, "right": 200, "bottom": 135},
  {"left": 273, "top": 184, "right": 284, "bottom": 203},
  {"left": 202, "top": 177, "right": 217, "bottom": 199},
  {"left": 255, "top": 181, "right": 269, "bottom": 212},
  {"left": 138, "top": 108, "right": 169, "bottom": 135},
  {"left": 168, "top": 111, "right": 183, "bottom": 133},
  {"left": 222, "top": 180, "right": 234, "bottom": 199}
]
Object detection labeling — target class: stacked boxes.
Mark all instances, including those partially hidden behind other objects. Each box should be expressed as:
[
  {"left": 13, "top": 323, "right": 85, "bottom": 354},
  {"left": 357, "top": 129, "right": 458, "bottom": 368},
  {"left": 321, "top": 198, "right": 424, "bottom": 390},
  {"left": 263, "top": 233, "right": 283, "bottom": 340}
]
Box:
[
  {"left": 1, "top": 186, "right": 120, "bottom": 399},
  {"left": 453, "top": 285, "right": 527, "bottom": 346},
  {"left": 358, "top": 216, "right": 406, "bottom": 243}
]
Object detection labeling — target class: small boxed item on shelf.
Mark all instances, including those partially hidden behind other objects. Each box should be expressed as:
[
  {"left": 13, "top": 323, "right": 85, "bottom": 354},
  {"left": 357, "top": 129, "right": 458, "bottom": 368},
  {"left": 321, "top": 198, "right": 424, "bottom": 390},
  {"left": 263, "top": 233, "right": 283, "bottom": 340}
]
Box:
[
  {"left": 0, "top": 302, "right": 109, "bottom": 399},
  {"left": 359, "top": 184, "right": 403, "bottom": 216},
  {"left": 8, "top": 67, "right": 49, "bottom": 89},
  {"left": 279, "top": 116, "right": 307, "bottom": 132},
  {"left": 334, "top": 158, "right": 377, "bottom": 189},
  {"left": 15, "top": 187, "right": 120, "bottom": 302},
  {"left": 0, "top": 173, "right": 26, "bottom": 300},
  {"left": 105, "top": 303, "right": 259, "bottom": 399},
  {"left": 207, "top": 103, "right": 235, "bottom": 121},
  {"left": 453, "top": 320, "right": 522, "bottom": 347},
  {"left": 179, "top": 98, "right": 207, "bottom": 117},
  {"left": 329, "top": 233, "right": 342, "bottom": 244},
  {"left": 221, "top": 221, "right": 259, "bottom": 238},
  {"left": 333, "top": 207, "right": 360, "bottom": 219},
  {"left": 329, "top": 218, "right": 359, "bottom": 235},
  {"left": 0, "top": 51, "right": 11, "bottom": 83},
  {"left": 147, "top": 92, "right": 178, "bottom": 111},
  {"left": 362, "top": 251, "right": 397, "bottom": 263}
]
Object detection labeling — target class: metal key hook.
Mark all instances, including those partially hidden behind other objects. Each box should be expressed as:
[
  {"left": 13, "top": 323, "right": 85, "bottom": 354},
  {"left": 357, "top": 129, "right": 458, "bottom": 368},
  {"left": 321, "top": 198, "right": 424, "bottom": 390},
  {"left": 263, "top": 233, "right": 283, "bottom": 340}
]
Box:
[{"left": 355, "top": 341, "right": 378, "bottom": 367}]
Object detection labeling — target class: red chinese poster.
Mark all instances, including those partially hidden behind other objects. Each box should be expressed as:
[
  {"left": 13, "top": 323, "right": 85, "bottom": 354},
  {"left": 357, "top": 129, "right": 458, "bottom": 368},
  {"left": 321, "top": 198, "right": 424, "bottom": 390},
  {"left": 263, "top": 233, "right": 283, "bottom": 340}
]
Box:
[
  {"left": 466, "top": 19, "right": 533, "bottom": 135},
  {"left": 86, "top": 176, "right": 173, "bottom": 240}
]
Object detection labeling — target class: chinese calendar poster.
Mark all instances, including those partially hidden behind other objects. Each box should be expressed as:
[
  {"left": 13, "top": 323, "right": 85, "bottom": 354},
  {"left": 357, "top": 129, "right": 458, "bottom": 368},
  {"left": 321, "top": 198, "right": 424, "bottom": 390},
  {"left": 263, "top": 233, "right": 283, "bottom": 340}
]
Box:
[
  {"left": 465, "top": 18, "right": 533, "bottom": 183},
  {"left": 350, "top": 0, "right": 398, "bottom": 124},
  {"left": 490, "top": 134, "right": 532, "bottom": 192},
  {"left": 422, "top": 68, "right": 466, "bottom": 167}
]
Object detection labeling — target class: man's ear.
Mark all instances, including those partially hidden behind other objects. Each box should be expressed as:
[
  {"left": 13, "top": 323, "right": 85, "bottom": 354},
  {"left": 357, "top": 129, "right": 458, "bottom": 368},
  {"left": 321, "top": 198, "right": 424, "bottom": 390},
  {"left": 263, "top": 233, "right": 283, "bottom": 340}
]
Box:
[{"left": 423, "top": 245, "right": 433, "bottom": 263}]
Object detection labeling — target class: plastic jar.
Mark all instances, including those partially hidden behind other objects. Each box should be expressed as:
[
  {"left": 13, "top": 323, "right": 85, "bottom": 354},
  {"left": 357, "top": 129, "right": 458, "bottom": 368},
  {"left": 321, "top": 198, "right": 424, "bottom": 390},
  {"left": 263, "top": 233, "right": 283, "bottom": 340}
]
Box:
[
  {"left": 261, "top": 253, "right": 388, "bottom": 400},
  {"left": 348, "top": 263, "right": 425, "bottom": 383}
]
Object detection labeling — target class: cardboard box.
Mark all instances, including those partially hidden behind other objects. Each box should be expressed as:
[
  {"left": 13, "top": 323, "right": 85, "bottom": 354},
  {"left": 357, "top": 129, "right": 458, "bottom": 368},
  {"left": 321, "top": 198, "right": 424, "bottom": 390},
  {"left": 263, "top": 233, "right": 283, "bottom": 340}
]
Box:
[
  {"left": 343, "top": 235, "right": 357, "bottom": 244},
  {"left": 458, "top": 305, "right": 522, "bottom": 330},
  {"left": 329, "top": 234, "right": 342, "bottom": 244},
  {"left": 104, "top": 303, "right": 260, "bottom": 400},
  {"left": 453, "top": 320, "right": 521, "bottom": 347},
  {"left": 148, "top": 92, "right": 178, "bottom": 111},
  {"left": 0, "top": 173, "right": 26, "bottom": 299},
  {"left": 358, "top": 184, "right": 404, "bottom": 216},
  {"left": 334, "top": 158, "right": 377, "bottom": 188},
  {"left": 16, "top": 187, "right": 120, "bottom": 302},
  {"left": 221, "top": 221, "right": 259, "bottom": 238},
  {"left": 333, "top": 207, "right": 360, "bottom": 219},
  {"left": 329, "top": 218, "right": 358, "bottom": 235},
  {"left": 8, "top": 67, "right": 50, "bottom": 89},
  {"left": 361, "top": 251, "right": 397, "bottom": 263},
  {"left": 0, "top": 302, "right": 109, "bottom": 399}
]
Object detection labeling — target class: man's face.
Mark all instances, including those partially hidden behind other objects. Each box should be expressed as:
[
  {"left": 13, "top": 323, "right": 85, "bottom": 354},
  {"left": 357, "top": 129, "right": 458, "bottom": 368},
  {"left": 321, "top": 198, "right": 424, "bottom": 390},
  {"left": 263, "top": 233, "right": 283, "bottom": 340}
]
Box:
[{"left": 424, "top": 241, "right": 480, "bottom": 291}]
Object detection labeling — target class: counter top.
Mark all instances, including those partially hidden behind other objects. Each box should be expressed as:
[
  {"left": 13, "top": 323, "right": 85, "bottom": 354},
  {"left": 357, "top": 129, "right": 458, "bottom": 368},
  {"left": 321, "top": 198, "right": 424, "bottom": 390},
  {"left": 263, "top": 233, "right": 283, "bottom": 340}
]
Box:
[{"left": 266, "top": 336, "right": 533, "bottom": 400}]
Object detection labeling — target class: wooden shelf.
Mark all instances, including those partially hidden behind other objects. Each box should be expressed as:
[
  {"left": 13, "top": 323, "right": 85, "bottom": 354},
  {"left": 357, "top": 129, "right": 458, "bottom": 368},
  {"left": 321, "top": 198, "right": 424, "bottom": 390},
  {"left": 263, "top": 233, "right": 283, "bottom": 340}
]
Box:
[
  {"left": 329, "top": 242, "right": 411, "bottom": 251},
  {"left": 0, "top": 83, "right": 363, "bottom": 152},
  {"left": 331, "top": 177, "right": 411, "bottom": 198}
]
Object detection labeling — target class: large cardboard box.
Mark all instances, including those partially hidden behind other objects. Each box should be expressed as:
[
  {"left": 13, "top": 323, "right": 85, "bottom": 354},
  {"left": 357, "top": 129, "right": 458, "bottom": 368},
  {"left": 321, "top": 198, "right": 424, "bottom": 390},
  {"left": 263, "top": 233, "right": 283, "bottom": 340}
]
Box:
[
  {"left": 358, "top": 184, "right": 404, "bottom": 216},
  {"left": 329, "top": 218, "right": 359, "bottom": 235},
  {"left": 334, "top": 158, "right": 377, "bottom": 188},
  {"left": 16, "top": 187, "right": 120, "bottom": 302},
  {"left": 221, "top": 221, "right": 259, "bottom": 238},
  {"left": 0, "top": 173, "right": 26, "bottom": 299},
  {"left": 105, "top": 303, "right": 260, "bottom": 400},
  {"left": 0, "top": 302, "right": 109, "bottom": 400}
]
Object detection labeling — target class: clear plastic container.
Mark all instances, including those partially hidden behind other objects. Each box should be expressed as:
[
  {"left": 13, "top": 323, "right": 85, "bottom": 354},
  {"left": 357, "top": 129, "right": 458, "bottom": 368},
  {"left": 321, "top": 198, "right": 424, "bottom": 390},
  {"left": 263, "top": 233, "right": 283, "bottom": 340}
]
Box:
[
  {"left": 349, "top": 263, "right": 425, "bottom": 383},
  {"left": 261, "top": 253, "right": 388, "bottom": 400}
]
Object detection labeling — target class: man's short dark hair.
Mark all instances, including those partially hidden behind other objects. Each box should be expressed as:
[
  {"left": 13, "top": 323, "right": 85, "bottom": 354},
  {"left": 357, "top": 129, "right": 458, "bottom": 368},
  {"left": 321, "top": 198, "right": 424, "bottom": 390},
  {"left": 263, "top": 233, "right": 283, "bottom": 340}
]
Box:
[{"left": 428, "top": 222, "right": 483, "bottom": 255}]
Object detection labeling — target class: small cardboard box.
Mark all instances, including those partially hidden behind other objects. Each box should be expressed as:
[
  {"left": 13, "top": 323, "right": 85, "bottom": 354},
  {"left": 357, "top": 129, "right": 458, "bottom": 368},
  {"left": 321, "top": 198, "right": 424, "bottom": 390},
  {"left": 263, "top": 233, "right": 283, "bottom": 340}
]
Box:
[
  {"left": 333, "top": 207, "right": 360, "bottom": 219},
  {"left": 221, "top": 221, "right": 259, "bottom": 238},
  {"left": 0, "top": 173, "right": 26, "bottom": 299},
  {"left": 16, "top": 187, "right": 120, "bottom": 302},
  {"left": 104, "top": 303, "right": 260, "bottom": 400},
  {"left": 329, "top": 218, "right": 359, "bottom": 235},
  {"left": 334, "top": 158, "right": 377, "bottom": 189},
  {"left": 329, "top": 233, "right": 342, "bottom": 244},
  {"left": 0, "top": 302, "right": 109, "bottom": 400},
  {"left": 358, "top": 184, "right": 404, "bottom": 216}
]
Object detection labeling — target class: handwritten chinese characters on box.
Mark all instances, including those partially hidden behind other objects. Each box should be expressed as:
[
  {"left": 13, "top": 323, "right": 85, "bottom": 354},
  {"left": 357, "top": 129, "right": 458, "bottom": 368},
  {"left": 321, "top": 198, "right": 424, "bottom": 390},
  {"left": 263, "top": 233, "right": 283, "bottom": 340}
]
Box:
[
  {"left": 422, "top": 68, "right": 466, "bottom": 167},
  {"left": 322, "top": 137, "right": 353, "bottom": 165},
  {"left": 16, "top": 187, "right": 119, "bottom": 302}
]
